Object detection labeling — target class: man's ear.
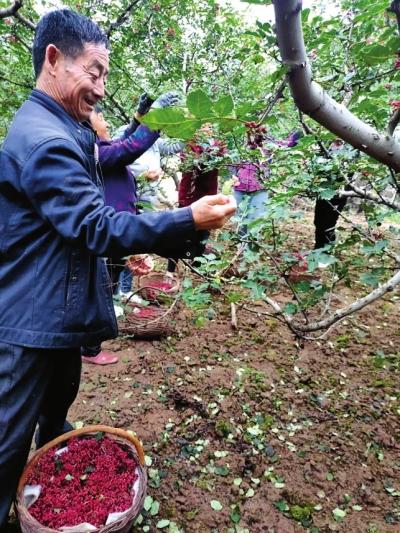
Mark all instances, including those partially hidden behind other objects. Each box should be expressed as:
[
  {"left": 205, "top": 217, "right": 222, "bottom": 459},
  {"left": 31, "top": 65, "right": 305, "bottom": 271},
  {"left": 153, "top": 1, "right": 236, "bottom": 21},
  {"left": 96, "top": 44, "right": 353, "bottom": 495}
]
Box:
[{"left": 44, "top": 44, "right": 62, "bottom": 76}]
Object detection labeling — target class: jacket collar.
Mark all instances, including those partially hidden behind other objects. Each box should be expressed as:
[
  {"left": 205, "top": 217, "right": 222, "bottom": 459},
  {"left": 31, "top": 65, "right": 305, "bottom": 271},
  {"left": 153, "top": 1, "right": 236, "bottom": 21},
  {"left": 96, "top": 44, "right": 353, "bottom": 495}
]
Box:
[
  {"left": 29, "top": 89, "right": 96, "bottom": 143},
  {"left": 29, "top": 89, "right": 82, "bottom": 129}
]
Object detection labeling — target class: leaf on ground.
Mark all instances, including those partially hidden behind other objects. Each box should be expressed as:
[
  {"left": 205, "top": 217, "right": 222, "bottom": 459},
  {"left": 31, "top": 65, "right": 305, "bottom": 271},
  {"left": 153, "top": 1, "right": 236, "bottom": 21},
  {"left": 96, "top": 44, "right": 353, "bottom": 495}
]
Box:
[{"left": 210, "top": 500, "right": 223, "bottom": 511}]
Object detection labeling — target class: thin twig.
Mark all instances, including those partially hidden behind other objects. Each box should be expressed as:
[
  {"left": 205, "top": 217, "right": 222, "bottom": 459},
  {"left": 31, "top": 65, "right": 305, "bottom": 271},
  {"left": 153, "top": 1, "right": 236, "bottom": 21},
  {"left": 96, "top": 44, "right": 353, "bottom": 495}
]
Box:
[{"left": 257, "top": 79, "right": 286, "bottom": 125}]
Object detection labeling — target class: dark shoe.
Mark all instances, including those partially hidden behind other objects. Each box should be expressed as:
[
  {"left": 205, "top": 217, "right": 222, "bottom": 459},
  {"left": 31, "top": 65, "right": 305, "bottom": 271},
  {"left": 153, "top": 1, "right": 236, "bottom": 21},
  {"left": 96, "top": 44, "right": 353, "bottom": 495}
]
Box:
[{"left": 35, "top": 420, "right": 74, "bottom": 449}]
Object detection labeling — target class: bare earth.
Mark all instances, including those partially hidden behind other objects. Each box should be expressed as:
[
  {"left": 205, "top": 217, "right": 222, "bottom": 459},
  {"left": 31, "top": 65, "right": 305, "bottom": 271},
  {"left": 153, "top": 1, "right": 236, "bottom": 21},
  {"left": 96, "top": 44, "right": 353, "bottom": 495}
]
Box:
[{"left": 70, "top": 291, "right": 399, "bottom": 532}]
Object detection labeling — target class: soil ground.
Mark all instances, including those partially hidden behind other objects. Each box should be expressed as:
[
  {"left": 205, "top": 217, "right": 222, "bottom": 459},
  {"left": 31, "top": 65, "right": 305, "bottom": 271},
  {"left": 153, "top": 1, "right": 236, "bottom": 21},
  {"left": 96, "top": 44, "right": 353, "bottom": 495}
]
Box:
[
  {"left": 8, "top": 215, "right": 400, "bottom": 533},
  {"left": 72, "top": 294, "right": 399, "bottom": 533}
]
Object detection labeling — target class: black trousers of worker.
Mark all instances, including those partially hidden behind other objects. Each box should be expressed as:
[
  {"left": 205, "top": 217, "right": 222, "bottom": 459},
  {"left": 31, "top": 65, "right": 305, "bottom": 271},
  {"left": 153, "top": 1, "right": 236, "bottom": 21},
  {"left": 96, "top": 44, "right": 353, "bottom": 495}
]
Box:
[
  {"left": 314, "top": 195, "right": 348, "bottom": 249},
  {"left": 0, "top": 342, "right": 81, "bottom": 529}
]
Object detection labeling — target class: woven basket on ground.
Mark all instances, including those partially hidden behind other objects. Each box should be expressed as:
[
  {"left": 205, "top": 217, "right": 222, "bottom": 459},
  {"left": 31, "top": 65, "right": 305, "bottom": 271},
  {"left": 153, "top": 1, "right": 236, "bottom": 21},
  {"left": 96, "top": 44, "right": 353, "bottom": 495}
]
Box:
[
  {"left": 137, "top": 272, "right": 180, "bottom": 303},
  {"left": 16, "top": 425, "right": 147, "bottom": 533},
  {"left": 118, "top": 289, "right": 179, "bottom": 339}
]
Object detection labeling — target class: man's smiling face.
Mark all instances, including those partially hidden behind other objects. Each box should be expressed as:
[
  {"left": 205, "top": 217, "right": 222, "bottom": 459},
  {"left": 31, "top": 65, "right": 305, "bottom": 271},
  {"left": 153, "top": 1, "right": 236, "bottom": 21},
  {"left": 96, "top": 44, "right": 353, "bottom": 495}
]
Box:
[{"left": 56, "top": 42, "right": 109, "bottom": 122}]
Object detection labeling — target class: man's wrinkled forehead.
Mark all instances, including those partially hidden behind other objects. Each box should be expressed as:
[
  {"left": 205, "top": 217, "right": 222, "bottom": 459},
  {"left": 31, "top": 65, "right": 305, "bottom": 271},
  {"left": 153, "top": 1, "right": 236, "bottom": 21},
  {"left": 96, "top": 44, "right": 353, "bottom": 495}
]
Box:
[{"left": 80, "top": 42, "right": 109, "bottom": 74}]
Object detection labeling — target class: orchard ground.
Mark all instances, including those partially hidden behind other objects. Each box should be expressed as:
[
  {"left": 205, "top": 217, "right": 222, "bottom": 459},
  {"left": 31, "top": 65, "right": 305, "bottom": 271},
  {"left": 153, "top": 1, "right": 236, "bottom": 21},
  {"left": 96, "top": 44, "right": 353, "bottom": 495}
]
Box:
[
  {"left": 77, "top": 292, "right": 399, "bottom": 533},
  {"left": 8, "top": 214, "right": 400, "bottom": 533}
]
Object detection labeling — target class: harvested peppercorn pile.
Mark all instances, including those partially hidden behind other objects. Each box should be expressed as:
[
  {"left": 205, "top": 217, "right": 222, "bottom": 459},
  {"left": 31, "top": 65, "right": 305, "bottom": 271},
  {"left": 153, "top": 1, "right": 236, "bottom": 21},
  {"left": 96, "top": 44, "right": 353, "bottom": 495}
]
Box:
[
  {"left": 131, "top": 306, "right": 159, "bottom": 318},
  {"left": 26, "top": 436, "right": 138, "bottom": 529},
  {"left": 146, "top": 281, "right": 174, "bottom": 291}
]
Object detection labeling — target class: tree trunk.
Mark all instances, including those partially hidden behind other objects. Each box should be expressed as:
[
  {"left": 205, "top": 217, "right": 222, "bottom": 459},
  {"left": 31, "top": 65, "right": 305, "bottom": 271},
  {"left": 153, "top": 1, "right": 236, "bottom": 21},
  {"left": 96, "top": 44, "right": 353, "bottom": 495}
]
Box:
[{"left": 273, "top": 0, "right": 400, "bottom": 171}]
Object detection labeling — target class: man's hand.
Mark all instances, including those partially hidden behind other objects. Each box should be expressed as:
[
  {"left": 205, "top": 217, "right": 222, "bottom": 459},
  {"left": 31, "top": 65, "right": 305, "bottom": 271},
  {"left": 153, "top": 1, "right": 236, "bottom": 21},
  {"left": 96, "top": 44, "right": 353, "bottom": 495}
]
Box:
[
  {"left": 144, "top": 169, "right": 164, "bottom": 181},
  {"left": 190, "top": 194, "right": 237, "bottom": 230},
  {"left": 152, "top": 91, "right": 180, "bottom": 109}
]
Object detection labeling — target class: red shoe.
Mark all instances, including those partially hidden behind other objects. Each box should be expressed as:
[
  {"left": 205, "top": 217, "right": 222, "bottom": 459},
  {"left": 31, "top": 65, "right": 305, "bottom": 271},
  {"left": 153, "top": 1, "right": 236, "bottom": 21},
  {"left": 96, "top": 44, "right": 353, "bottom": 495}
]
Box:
[{"left": 82, "top": 351, "right": 119, "bottom": 365}]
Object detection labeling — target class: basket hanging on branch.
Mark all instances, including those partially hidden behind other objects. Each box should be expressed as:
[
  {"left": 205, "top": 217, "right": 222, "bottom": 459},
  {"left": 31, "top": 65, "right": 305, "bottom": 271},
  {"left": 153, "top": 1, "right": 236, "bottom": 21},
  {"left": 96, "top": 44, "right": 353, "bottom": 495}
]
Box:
[{"left": 16, "top": 425, "right": 147, "bottom": 533}]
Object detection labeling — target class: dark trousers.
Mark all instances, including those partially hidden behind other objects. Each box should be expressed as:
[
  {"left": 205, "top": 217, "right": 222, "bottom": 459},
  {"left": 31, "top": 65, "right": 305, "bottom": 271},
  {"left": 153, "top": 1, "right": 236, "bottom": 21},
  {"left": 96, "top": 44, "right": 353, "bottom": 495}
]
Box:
[
  {"left": 314, "top": 195, "right": 347, "bottom": 249},
  {"left": 0, "top": 342, "right": 81, "bottom": 529}
]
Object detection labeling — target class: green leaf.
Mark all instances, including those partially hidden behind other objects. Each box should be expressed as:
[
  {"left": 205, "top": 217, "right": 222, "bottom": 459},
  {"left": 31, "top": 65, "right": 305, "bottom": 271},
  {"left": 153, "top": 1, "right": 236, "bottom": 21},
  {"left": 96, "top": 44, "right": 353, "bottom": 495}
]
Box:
[
  {"left": 150, "top": 500, "right": 160, "bottom": 516},
  {"left": 213, "top": 94, "right": 234, "bottom": 116},
  {"left": 230, "top": 504, "right": 241, "bottom": 524},
  {"left": 163, "top": 119, "right": 201, "bottom": 140},
  {"left": 215, "top": 117, "right": 241, "bottom": 132},
  {"left": 283, "top": 302, "right": 298, "bottom": 315},
  {"left": 186, "top": 89, "right": 214, "bottom": 118},
  {"left": 360, "top": 271, "right": 382, "bottom": 287},
  {"left": 275, "top": 500, "right": 289, "bottom": 512},
  {"left": 141, "top": 108, "right": 201, "bottom": 140},
  {"left": 363, "top": 44, "right": 392, "bottom": 65},
  {"left": 221, "top": 178, "right": 235, "bottom": 195},
  {"left": 215, "top": 465, "right": 230, "bottom": 476},
  {"left": 210, "top": 500, "right": 223, "bottom": 511},
  {"left": 332, "top": 508, "right": 346, "bottom": 522},
  {"left": 156, "top": 519, "right": 170, "bottom": 528},
  {"left": 143, "top": 496, "right": 153, "bottom": 512}
]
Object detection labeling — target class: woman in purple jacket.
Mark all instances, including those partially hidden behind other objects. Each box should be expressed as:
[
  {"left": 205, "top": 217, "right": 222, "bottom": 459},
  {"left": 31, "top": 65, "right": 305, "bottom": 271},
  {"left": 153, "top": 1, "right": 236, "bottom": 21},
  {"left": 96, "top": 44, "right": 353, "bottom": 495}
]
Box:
[{"left": 82, "top": 95, "right": 176, "bottom": 364}]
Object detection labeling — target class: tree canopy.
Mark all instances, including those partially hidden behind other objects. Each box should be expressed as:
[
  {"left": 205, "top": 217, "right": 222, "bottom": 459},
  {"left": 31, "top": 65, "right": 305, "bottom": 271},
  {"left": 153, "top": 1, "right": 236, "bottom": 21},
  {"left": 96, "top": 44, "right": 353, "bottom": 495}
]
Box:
[{"left": 0, "top": 0, "right": 399, "bottom": 338}]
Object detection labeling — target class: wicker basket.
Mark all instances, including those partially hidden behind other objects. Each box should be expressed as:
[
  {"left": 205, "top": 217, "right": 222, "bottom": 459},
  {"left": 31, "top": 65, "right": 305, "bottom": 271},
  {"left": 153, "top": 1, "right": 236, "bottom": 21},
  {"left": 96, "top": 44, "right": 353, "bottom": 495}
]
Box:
[
  {"left": 16, "top": 425, "right": 147, "bottom": 533},
  {"left": 118, "top": 292, "right": 179, "bottom": 339},
  {"left": 137, "top": 272, "right": 180, "bottom": 303}
]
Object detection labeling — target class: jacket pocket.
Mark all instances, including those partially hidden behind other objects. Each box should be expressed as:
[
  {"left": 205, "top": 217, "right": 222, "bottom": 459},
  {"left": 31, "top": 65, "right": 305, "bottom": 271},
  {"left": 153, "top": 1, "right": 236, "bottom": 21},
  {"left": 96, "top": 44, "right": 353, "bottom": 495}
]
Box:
[{"left": 63, "top": 250, "right": 82, "bottom": 326}]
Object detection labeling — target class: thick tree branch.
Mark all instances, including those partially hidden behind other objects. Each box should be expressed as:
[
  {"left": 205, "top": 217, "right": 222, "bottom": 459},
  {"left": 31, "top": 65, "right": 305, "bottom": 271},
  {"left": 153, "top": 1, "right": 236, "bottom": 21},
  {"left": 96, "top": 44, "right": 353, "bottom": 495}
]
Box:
[
  {"left": 263, "top": 269, "right": 400, "bottom": 337},
  {"left": 106, "top": 0, "right": 142, "bottom": 38},
  {"left": 339, "top": 186, "right": 400, "bottom": 210},
  {"left": 0, "top": 0, "right": 22, "bottom": 18},
  {"left": 292, "top": 270, "right": 400, "bottom": 333},
  {"left": 14, "top": 10, "right": 36, "bottom": 30},
  {"left": 0, "top": 1, "right": 36, "bottom": 30},
  {"left": 273, "top": 0, "right": 400, "bottom": 171}
]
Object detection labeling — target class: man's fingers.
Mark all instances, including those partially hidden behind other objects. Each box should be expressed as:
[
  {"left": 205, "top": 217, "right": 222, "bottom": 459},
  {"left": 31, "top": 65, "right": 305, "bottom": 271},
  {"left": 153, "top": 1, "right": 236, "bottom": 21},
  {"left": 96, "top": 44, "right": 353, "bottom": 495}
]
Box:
[{"left": 205, "top": 193, "right": 232, "bottom": 206}]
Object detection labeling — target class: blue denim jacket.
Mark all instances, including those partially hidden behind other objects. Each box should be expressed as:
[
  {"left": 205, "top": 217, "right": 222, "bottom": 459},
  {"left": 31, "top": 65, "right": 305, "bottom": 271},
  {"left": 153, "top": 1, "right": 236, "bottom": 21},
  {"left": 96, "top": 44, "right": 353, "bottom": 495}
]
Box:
[{"left": 0, "top": 90, "right": 199, "bottom": 348}]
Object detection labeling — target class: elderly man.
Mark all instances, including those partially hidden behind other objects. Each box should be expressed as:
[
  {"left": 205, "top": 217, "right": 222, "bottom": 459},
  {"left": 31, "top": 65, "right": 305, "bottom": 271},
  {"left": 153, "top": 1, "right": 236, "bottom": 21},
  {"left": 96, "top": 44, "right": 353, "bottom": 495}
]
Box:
[{"left": 0, "top": 8, "right": 235, "bottom": 528}]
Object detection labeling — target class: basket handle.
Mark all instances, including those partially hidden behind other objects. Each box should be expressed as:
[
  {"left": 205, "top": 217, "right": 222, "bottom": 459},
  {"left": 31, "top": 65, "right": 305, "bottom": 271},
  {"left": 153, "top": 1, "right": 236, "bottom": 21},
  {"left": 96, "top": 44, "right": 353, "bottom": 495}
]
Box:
[{"left": 17, "top": 425, "right": 145, "bottom": 494}]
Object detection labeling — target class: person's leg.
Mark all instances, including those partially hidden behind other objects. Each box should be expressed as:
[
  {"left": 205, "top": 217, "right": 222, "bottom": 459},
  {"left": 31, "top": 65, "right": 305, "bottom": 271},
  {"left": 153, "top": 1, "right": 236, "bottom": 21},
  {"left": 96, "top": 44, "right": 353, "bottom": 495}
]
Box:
[
  {"left": 314, "top": 196, "right": 347, "bottom": 249},
  {"left": 167, "top": 258, "right": 178, "bottom": 273},
  {"left": 233, "top": 190, "right": 249, "bottom": 239},
  {"left": 246, "top": 189, "right": 269, "bottom": 226},
  {"left": 107, "top": 257, "right": 125, "bottom": 295},
  {"left": 35, "top": 348, "right": 81, "bottom": 448},
  {"left": 119, "top": 268, "right": 133, "bottom": 294},
  {"left": 242, "top": 189, "right": 269, "bottom": 250},
  {"left": 0, "top": 343, "right": 55, "bottom": 528}
]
